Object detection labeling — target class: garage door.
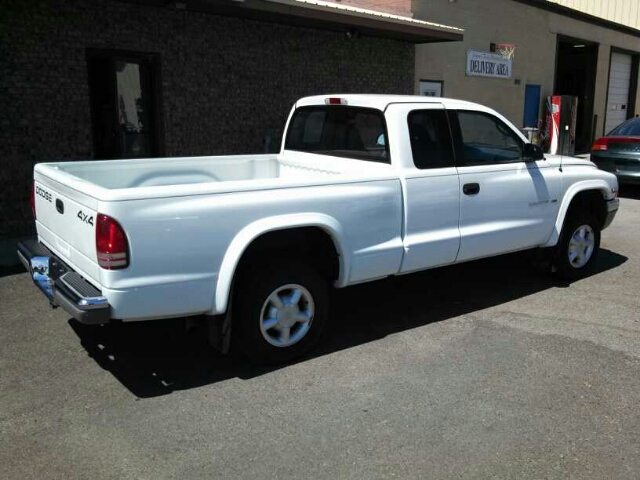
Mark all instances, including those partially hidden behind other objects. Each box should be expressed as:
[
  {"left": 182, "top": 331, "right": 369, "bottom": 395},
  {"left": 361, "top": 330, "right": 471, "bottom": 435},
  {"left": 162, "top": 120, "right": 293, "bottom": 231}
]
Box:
[{"left": 605, "top": 52, "right": 632, "bottom": 134}]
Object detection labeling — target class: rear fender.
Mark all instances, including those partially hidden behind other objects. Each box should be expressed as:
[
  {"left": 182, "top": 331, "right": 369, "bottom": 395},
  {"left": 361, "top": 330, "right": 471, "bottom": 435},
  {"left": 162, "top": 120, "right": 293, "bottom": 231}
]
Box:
[{"left": 211, "top": 213, "right": 349, "bottom": 315}]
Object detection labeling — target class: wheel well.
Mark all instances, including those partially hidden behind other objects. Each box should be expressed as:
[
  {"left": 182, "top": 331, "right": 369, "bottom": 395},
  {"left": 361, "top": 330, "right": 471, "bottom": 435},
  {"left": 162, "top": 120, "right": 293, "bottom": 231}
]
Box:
[
  {"left": 566, "top": 189, "right": 607, "bottom": 229},
  {"left": 235, "top": 227, "right": 340, "bottom": 283}
]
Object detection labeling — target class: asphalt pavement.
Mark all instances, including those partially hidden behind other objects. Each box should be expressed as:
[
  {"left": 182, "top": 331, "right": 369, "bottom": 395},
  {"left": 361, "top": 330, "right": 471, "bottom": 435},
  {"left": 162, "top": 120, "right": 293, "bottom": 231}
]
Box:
[{"left": 2, "top": 190, "right": 640, "bottom": 479}]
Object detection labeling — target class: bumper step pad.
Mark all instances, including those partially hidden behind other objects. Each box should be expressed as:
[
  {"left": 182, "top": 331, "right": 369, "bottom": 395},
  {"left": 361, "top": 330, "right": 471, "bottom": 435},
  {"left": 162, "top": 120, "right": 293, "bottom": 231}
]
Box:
[{"left": 17, "top": 238, "right": 111, "bottom": 324}]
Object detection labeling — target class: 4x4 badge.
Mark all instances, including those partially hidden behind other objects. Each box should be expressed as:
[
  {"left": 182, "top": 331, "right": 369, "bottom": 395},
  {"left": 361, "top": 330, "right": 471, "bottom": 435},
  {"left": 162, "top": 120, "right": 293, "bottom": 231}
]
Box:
[{"left": 77, "top": 210, "right": 94, "bottom": 226}]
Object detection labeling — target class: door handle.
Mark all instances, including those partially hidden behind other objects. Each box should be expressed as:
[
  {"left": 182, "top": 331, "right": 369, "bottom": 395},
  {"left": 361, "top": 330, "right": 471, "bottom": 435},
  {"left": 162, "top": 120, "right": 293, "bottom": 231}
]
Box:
[{"left": 463, "top": 183, "right": 480, "bottom": 195}]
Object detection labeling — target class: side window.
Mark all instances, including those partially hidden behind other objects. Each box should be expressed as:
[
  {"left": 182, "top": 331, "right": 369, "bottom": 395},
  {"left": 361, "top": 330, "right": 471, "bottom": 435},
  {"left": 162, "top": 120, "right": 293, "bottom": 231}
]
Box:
[
  {"left": 408, "top": 109, "right": 455, "bottom": 169},
  {"left": 457, "top": 111, "right": 523, "bottom": 165}
]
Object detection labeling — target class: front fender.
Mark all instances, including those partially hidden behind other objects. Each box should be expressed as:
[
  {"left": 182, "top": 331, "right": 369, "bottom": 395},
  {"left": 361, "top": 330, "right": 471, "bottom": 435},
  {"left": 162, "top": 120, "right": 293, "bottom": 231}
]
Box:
[
  {"left": 211, "top": 213, "right": 349, "bottom": 315},
  {"left": 543, "top": 179, "right": 614, "bottom": 247}
]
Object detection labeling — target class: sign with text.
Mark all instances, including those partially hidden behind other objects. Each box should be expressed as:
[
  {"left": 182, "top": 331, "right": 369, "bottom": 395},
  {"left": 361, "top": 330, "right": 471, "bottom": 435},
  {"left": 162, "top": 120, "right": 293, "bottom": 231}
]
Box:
[{"left": 466, "top": 50, "right": 512, "bottom": 79}]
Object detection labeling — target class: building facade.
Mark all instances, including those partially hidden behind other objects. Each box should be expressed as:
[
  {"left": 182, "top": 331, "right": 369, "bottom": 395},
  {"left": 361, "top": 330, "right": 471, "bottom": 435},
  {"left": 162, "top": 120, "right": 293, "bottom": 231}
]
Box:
[
  {"left": 6, "top": 0, "right": 638, "bottom": 265},
  {"left": 545, "top": 0, "right": 640, "bottom": 31},
  {"left": 414, "top": 0, "right": 640, "bottom": 153},
  {"left": 0, "top": 0, "right": 461, "bottom": 262}
]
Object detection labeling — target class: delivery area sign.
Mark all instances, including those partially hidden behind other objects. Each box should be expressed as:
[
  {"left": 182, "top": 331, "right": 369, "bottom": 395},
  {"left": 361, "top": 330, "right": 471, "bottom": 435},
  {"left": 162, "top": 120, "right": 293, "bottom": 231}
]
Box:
[{"left": 466, "top": 50, "right": 512, "bottom": 79}]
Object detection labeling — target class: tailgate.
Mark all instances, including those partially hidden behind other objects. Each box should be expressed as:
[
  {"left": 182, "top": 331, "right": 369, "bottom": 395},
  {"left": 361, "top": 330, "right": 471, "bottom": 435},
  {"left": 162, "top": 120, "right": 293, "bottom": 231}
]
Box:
[{"left": 33, "top": 173, "right": 102, "bottom": 286}]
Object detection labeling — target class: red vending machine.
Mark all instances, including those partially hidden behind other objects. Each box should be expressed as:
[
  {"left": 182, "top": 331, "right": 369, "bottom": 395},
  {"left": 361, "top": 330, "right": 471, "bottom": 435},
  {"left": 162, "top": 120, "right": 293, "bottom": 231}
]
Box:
[{"left": 543, "top": 95, "right": 578, "bottom": 156}]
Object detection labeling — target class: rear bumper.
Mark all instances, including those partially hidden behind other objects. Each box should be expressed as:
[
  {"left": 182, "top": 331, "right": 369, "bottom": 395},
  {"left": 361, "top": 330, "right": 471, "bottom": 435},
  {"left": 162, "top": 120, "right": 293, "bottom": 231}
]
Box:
[
  {"left": 17, "top": 239, "right": 111, "bottom": 325},
  {"left": 615, "top": 171, "right": 640, "bottom": 184},
  {"left": 591, "top": 152, "right": 640, "bottom": 184},
  {"left": 603, "top": 198, "right": 620, "bottom": 230}
]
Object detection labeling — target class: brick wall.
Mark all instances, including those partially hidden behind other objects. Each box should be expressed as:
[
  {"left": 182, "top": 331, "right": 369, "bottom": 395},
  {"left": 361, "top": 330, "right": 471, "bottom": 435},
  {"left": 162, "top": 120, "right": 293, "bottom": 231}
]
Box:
[
  {"left": 0, "top": 0, "right": 414, "bottom": 240},
  {"left": 326, "top": 0, "right": 413, "bottom": 17}
]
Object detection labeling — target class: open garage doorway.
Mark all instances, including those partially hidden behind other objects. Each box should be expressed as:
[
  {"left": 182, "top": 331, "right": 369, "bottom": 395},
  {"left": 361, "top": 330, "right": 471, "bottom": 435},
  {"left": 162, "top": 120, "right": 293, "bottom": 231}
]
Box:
[{"left": 554, "top": 36, "right": 598, "bottom": 154}]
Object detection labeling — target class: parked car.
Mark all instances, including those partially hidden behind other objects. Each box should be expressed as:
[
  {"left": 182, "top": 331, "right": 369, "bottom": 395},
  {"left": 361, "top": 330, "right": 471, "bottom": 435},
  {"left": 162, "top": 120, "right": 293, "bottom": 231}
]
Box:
[
  {"left": 19, "top": 95, "right": 620, "bottom": 364},
  {"left": 591, "top": 117, "right": 640, "bottom": 184}
]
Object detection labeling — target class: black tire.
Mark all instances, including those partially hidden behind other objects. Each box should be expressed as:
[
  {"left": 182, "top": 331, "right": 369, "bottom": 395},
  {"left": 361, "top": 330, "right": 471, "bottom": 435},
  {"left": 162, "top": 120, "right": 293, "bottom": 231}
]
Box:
[
  {"left": 233, "top": 259, "right": 329, "bottom": 365},
  {"left": 554, "top": 210, "right": 601, "bottom": 280}
]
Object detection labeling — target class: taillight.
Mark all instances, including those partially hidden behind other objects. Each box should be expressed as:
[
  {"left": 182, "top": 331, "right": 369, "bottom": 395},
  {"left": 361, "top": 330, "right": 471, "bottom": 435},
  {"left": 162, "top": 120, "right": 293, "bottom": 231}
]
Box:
[
  {"left": 592, "top": 136, "right": 640, "bottom": 151},
  {"left": 30, "top": 181, "right": 36, "bottom": 219},
  {"left": 96, "top": 214, "right": 129, "bottom": 269},
  {"left": 592, "top": 138, "right": 609, "bottom": 151}
]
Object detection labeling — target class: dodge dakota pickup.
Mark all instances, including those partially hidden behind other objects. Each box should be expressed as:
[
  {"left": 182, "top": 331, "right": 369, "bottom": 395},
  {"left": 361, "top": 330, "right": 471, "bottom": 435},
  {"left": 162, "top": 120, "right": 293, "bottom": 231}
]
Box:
[{"left": 19, "top": 94, "right": 620, "bottom": 363}]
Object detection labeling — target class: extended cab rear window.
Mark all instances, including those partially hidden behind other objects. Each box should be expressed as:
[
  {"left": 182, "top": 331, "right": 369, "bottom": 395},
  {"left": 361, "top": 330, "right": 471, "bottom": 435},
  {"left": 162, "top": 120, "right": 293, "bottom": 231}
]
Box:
[
  {"left": 285, "top": 106, "right": 390, "bottom": 163},
  {"left": 408, "top": 109, "right": 455, "bottom": 169}
]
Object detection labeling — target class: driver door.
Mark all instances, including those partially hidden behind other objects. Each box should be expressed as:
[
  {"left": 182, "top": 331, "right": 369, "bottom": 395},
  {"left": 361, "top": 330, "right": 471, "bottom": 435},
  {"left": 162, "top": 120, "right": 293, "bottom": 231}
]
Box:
[{"left": 451, "top": 110, "right": 561, "bottom": 262}]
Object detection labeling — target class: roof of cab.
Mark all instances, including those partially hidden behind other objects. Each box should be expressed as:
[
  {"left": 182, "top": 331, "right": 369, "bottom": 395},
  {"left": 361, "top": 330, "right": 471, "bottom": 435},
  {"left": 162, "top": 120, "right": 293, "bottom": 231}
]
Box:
[{"left": 295, "top": 94, "right": 484, "bottom": 112}]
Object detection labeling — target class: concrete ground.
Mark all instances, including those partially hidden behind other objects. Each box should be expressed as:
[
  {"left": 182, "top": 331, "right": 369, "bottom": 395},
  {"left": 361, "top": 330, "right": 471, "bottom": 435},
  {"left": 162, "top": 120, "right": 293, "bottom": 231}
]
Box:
[{"left": 2, "top": 189, "right": 640, "bottom": 479}]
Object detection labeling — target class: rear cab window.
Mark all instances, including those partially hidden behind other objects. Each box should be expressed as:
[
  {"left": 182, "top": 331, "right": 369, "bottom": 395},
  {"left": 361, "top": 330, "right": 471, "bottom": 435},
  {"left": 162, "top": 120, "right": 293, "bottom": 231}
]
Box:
[{"left": 285, "top": 106, "right": 390, "bottom": 163}]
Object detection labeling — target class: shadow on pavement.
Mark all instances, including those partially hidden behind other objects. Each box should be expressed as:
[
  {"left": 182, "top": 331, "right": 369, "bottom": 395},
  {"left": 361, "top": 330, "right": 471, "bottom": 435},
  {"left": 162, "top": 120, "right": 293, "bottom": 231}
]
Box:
[
  {"left": 69, "top": 248, "right": 627, "bottom": 398},
  {"left": 0, "top": 264, "right": 26, "bottom": 278}
]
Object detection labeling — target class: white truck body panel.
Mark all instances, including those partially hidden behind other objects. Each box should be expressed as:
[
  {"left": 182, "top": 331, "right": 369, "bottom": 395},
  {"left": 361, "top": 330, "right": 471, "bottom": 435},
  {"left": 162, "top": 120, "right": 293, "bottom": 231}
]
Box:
[
  {"left": 30, "top": 94, "right": 619, "bottom": 321},
  {"left": 456, "top": 160, "right": 562, "bottom": 261}
]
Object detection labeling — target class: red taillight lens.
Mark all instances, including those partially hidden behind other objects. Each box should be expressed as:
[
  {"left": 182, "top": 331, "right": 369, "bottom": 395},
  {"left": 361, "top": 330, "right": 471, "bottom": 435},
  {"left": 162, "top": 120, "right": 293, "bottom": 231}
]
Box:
[
  {"left": 30, "top": 181, "right": 36, "bottom": 219},
  {"left": 593, "top": 136, "right": 640, "bottom": 151},
  {"left": 96, "top": 214, "right": 129, "bottom": 270},
  {"left": 592, "top": 138, "right": 609, "bottom": 151}
]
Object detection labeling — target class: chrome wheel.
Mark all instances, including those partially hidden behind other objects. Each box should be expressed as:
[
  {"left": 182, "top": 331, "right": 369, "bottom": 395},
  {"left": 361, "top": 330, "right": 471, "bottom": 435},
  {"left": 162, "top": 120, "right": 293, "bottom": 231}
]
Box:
[
  {"left": 568, "top": 224, "right": 595, "bottom": 269},
  {"left": 259, "top": 284, "right": 315, "bottom": 348}
]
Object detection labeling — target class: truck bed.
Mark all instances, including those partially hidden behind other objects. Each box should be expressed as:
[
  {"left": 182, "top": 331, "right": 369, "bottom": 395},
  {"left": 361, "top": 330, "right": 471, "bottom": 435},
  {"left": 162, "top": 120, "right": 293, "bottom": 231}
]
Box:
[
  {"left": 56, "top": 154, "right": 300, "bottom": 189},
  {"left": 38, "top": 153, "right": 392, "bottom": 202}
]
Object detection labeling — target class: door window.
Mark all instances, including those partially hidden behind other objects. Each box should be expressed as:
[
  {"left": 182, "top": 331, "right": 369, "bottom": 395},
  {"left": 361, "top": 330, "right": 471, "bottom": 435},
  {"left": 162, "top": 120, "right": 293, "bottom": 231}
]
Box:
[
  {"left": 115, "top": 61, "right": 153, "bottom": 158},
  {"left": 407, "top": 109, "right": 455, "bottom": 169},
  {"left": 456, "top": 111, "right": 523, "bottom": 165},
  {"left": 87, "top": 50, "right": 162, "bottom": 159}
]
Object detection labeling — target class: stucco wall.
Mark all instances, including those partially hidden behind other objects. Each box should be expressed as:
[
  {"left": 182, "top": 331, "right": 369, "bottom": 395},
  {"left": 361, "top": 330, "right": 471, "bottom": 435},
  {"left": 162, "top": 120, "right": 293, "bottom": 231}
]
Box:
[
  {"left": 0, "top": 0, "right": 414, "bottom": 241},
  {"left": 413, "top": 0, "right": 640, "bottom": 135}
]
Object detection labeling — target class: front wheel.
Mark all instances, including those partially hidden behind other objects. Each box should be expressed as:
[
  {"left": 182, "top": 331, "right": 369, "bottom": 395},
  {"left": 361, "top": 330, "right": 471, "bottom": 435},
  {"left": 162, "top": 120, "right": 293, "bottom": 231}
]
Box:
[
  {"left": 554, "top": 212, "right": 601, "bottom": 279},
  {"left": 234, "top": 259, "right": 328, "bottom": 364}
]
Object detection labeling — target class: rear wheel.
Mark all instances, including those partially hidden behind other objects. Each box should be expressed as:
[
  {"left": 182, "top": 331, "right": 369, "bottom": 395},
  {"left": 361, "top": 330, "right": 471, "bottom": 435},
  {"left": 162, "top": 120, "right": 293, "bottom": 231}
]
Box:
[
  {"left": 554, "top": 211, "right": 601, "bottom": 279},
  {"left": 234, "top": 259, "right": 328, "bottom": 364}
]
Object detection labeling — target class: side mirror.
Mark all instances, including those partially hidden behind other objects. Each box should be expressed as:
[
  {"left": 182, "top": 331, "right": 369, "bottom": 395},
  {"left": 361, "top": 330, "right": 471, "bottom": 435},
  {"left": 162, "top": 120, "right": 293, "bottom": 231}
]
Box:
[{"left": 523, "top": 143, "right": 544, "bottom": 162}]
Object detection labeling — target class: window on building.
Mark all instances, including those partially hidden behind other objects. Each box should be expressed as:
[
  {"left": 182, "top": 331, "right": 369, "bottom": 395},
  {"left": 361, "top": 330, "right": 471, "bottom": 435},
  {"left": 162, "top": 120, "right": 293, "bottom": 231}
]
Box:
[
  {"left": 285, "top": 106, "right": 389, "bottom": 163},
  {"left": 456, "top": 110, "right": 523, "bottom": 165},
  {"left": 87, "top": 50, "right": 162, "bottom": 159},
  {"left": 407, "top": 109, "right": 454, "bottom": 169},
  {"left": 419, "top": 80, "right": 443, "bottom": 97}
]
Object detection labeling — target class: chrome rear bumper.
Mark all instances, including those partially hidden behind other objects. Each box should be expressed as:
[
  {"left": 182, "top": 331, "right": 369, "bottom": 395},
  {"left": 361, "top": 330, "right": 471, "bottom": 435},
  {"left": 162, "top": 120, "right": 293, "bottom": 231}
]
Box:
[{"left": 17, "top": 239, "right": 111, "bottom": 325}]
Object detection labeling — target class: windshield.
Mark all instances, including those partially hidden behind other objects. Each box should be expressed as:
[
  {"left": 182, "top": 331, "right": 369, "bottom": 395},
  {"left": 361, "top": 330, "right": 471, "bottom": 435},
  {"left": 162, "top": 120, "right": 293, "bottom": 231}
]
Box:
[{"left": 285, "top": 106, "right": 389, "bottom": 163}]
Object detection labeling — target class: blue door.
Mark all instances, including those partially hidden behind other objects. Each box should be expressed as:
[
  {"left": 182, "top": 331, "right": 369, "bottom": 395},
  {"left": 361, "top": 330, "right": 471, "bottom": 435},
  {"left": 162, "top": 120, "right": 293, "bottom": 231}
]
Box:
[{"left": 523, "top": 84, "right": 541, "bottom": 127}]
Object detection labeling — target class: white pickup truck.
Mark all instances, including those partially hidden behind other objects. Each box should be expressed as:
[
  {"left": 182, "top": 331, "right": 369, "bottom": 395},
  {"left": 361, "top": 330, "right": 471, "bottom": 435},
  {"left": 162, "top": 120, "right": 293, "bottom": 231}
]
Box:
[{"left": 19, "top": 94, "right": 620, "bottom": 363}]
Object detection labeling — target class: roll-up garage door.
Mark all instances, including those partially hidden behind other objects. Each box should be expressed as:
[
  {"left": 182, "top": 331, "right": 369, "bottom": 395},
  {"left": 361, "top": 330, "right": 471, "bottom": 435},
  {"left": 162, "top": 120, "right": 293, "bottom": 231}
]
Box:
[{"left": 605, "top": 52, "right": 632, "bottom": 134}]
